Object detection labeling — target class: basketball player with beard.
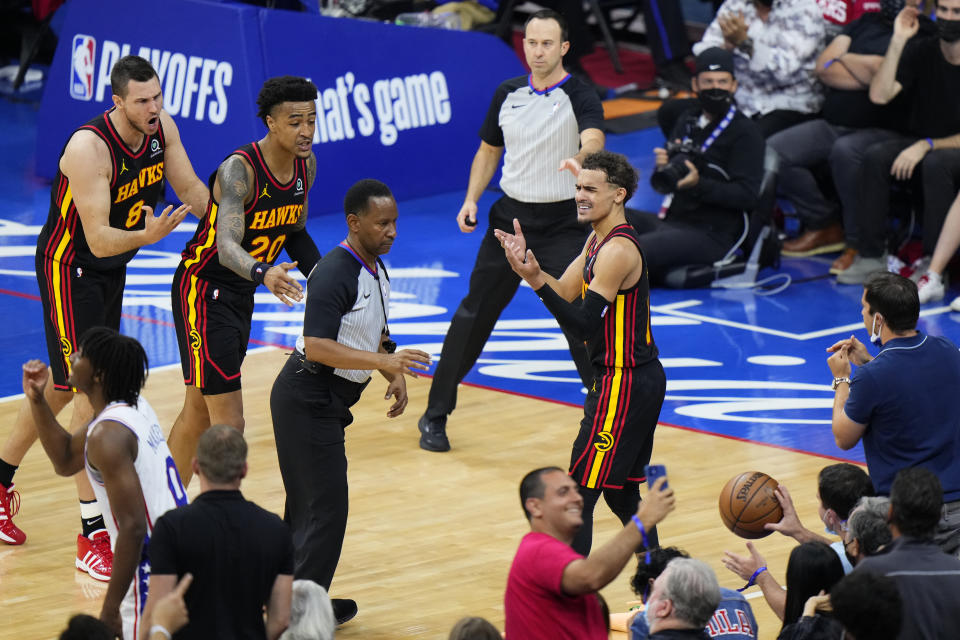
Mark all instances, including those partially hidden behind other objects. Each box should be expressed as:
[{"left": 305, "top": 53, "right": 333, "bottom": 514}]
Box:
[{"left": 0, "top": 56, "right": 207, "bottom": 581}]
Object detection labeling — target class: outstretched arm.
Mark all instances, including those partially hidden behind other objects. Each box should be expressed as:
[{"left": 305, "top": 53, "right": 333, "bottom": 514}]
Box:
[
  {"left": 494, "top": 218, "right": 588, "bottom": 301},
  {"left": 214, "top": 156, "right": 304, "bottom": 306},
  {"left": 561, "top": 478, "right": 675, "bottom": 595},
  {"left": 62, "top": 131, "right": 190, "bottom": 258},
  {"left": 22, "top": 360, "right": 85, "bottom": 476}
]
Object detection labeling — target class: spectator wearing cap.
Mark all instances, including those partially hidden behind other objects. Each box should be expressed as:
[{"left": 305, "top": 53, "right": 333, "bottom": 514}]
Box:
[
  {"left": 693, "top": 0, "right": 826, "bottom": 138},
  {"left": 627, "top": 47, "right": 765, "bottom": 284}
]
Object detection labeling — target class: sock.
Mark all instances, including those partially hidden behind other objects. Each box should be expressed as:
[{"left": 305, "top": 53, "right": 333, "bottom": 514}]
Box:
[
  {"left": 80, "top": 500, "right": 105, "bottom": 538},
  {"left": 926, "top": 271, "right": 942, "bottom": 285},
  {"left": 0, "top": 458, "right": 17, "bottom": 489}
]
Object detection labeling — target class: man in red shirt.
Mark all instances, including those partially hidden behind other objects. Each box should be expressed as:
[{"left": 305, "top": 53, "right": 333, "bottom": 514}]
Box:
[{"left": 505, "top": 467, "right": 675, "bottom": 639}]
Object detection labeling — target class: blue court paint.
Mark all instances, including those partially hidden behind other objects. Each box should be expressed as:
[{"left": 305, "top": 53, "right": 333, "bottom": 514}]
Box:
[{"left": 4, "top": 96, "right": 958, "bottom": 466}]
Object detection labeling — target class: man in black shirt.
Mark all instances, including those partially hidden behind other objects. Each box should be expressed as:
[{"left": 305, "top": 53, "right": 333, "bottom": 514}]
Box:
[
  {"left": 838, "top": 1, "right": 960, "bottom": 284},
  {"left": 627, "top": 47, "right": 765, "bottom": 283},
  {"left": 270, "top": 179, "right": 430, "bottom": 625},
  {"left": 142, "top": 425, "right": 294, "bottom": 640},
  {"left": 771, "top": 6, "right": 921, "bottom": 264}
]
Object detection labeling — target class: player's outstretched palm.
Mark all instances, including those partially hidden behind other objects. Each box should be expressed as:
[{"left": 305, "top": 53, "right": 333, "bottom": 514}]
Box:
[
  {"left": 143, "top": 203, "right": 191, "bottom": 244},
  {"left": 264, "top": 261, "right": 304, "bottom": 307}
]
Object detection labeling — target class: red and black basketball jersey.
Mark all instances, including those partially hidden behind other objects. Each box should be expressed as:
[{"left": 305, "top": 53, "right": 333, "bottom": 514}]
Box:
[
  {"left": 581, "top": 223, "right": 658, "bottom": 369},
  {"left": 37, "top": 109, "right": 166, "bottom": 270},
  {"left": 180, "top": 142, "right": 307, "bottom": 295}
]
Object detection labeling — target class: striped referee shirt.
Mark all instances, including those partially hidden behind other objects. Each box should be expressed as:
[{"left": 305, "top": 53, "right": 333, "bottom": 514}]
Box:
[
  {"left": 480, "top": 74, "right": 604, "bottom": 203},
  {"left": 297, "top": 242, "right": 389, "bottom": 383}
]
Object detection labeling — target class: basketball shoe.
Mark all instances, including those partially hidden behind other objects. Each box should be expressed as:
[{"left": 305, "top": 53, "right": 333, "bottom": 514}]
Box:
[
  {"left": 0, "top": 483, "right": 25, "bottom": 545},
  {"left": 77, "top": 530, "right": 113, "bottom": 581}
]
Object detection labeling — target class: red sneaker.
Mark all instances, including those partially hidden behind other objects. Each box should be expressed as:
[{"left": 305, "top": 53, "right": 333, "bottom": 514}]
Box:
[
  {"left": 0, "top": 483, "right": 25, "bottom": 545},
  {"left": 76, "top": 530, "right": 113, "bottom": 581}
]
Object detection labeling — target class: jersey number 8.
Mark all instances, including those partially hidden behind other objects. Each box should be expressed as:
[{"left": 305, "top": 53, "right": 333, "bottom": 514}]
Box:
[{"left": 125, "top": 199, "right": 144, "bottom": 229}]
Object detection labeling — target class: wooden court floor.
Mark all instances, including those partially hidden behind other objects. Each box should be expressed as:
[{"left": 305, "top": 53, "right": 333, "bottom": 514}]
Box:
[{"left": 2, "top": 349, "right": 843, "bottom": 639}]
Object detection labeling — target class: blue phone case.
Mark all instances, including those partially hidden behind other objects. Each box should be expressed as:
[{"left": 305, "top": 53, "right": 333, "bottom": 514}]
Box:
[{"left": 645, "top": 464, "right": 668, "bottom": 489}]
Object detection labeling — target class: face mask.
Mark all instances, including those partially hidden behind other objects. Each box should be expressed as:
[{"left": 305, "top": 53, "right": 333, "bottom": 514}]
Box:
[
  {"left": 880, "top": 0, "right": 904, "bottom": 21},
  {"left": 938, "top": 19, "right": 960, "bottom": 44},
  {"left": 643, "top": 603, "right": 654, "bottom": 631},
  {"left": 755, "top": 0, "right": 773, "bottom": 6},
  {"left": 870, "top": 314, "right": 883, "bottom": 347},
  {"left": 699, "top": 88, "right": 733, "bottom": 118}
]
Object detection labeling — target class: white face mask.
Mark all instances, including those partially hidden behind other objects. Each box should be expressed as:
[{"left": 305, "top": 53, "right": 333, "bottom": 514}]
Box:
[{"left": 870, "top": 314, "right": 883, "bottom": 347}]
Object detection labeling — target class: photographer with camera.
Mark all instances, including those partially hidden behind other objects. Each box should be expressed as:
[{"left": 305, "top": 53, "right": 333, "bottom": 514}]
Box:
[{"left": 628, "top": 47, "right": 765, "bottom": 283}]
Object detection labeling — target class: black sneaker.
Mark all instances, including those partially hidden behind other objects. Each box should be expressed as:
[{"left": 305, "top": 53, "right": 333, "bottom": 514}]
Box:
[
  {"left": 331, "top": 598, "right": 358, "bottom": 626},
  {"left": 418, "top": 414, "right": 451, "bottom": 452}
]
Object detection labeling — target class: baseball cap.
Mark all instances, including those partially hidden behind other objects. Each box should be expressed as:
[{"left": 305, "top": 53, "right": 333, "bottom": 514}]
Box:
[{"left": 695, "top": 47, "right": 735, "bottom": 76}]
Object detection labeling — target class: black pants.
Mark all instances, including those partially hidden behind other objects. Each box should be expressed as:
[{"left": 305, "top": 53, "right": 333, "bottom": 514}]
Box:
[
  {"left": 424, "top": 196, "right": 592, "bottom": 421},
  {"left": 271, "top": 355, "right": 368, "bottom": 590},
  {"left": 626, "top": 209, "right": 738, "bottom": 283},
  {"left": 857, "top": 136, "right": 960, "bottom": 257}
]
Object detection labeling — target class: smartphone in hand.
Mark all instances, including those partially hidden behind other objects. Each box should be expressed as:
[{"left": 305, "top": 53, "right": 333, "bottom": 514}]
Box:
[{"left": 645, "top": 464, "right": 668, "bottom": 489}]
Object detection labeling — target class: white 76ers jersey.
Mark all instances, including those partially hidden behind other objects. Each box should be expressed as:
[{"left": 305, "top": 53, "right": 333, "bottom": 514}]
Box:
[
  {"left": 85, "top": 398, "right": 188, "bottom": 541},
  {"left": 85, "top": 397, "right": 188, "bottom": 636}
]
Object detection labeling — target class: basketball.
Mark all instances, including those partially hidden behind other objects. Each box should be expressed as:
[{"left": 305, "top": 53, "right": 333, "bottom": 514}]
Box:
[{"left": 718, "top": 471, "right": 783, "bottom": 539}]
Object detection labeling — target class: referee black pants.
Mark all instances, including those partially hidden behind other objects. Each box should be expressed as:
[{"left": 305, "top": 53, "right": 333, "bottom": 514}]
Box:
[
  {"left": 425, "top": 195, "right": 592, "bottom": 422},
  {"left": 271, "top": 355, "right": 368, "bottom": 590}
]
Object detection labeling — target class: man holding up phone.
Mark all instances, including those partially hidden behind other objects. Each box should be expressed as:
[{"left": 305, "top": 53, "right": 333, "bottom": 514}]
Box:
[{"left": 497, "top": 151, "right": 667, "bottom": 556}]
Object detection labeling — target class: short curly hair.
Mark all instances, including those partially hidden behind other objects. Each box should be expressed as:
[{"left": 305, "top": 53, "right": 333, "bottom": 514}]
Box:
[
  {"left": 256, "top": 76, "right": 318, "bottom": 125},
  {"left": 581, "top": 151, "right": 639, "bottom": 202}
]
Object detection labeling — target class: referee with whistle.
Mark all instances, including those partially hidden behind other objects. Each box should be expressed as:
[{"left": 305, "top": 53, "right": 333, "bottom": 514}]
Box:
[{"left": 270, "top": 178, "right": 430, "bottom": 625}]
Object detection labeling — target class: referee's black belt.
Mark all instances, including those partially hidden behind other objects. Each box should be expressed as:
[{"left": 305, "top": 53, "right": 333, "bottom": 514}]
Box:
[{"left": 290, "top": 351, "right": 370, "bottom": 394}]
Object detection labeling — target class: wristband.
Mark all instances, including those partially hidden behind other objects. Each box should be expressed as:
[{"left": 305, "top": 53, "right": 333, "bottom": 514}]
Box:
[
  {"left": 822, "top": 58, "right": 836, "bottom": 69},
  {"left": 737, "top": 566, "right": 768, "bottom": 592},
  {"left": 926, "top": 137, "right": 935, "bottom": 150},
  {"left": 150, "top": 625, "right": 172, "bottom": 640},
  {"left": 631, "top": 514, "right": 652, "bottom": 564},
  {"left": 250, "top": 261, "right": 269, "bottom": 285}
]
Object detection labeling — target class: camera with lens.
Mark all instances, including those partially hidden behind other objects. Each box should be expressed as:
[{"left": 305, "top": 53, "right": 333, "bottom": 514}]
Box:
[{"left": 650, "top": 140, "right": 702, "bottom": 195}]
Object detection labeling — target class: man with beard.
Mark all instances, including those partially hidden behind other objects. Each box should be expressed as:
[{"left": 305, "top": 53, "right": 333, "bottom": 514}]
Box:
[{"left": 0, "top": 56, "right": 206, "bottom": 580}]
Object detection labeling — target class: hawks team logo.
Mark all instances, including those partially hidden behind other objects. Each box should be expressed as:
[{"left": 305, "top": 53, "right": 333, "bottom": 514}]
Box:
[
  {"left": 594, "top": 432, "right": 614, "bottom": 452},
  {"left": 189, "top": 330, "right": 202, "bottom": 351},
  {"left": 70, "top": 35, "right": 96, "bottom": 101},
  {"left": 60, "top": 338, "right": 73, "bottom": 357}
]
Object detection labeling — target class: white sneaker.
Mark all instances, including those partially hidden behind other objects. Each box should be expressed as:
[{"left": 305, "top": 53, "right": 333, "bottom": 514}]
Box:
[
  {"left": 917, "top": 272, "right": 945, "bottom": 304},
  {"left": 950, "top": 296, "right": 960, "bottom": 312}
]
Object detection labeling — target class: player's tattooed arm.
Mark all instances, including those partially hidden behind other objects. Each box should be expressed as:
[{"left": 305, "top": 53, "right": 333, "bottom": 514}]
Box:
[{"left": 215, "top": 155, "right": 259, "bottom": 280}]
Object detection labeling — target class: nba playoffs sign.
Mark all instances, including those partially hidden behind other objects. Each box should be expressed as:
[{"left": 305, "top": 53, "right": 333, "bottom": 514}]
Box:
[{"left": 38, "top": 0, "right": 523, "bottom": 213}]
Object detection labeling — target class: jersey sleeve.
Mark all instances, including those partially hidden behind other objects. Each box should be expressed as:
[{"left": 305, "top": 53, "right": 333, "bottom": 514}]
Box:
[
  {"left": 302, "top": 254, "right": 358, "bottom": 340},
  {"left": 568, "top": 80, "right": 605, "bottom": 133},
  {"left": 479, "top": 82, "right": 511, "bottom": 147}
]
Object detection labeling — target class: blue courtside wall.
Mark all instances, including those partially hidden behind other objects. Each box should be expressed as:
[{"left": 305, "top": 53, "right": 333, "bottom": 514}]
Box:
[
  {"left": 256, "top": 10, "right": 523, "bottom": 209},
  {"left": 36, "top": 0, "right": 525, "bottom": 212},
  {"left": 36, "top": 0, "right": 264, "bottom": 186}
]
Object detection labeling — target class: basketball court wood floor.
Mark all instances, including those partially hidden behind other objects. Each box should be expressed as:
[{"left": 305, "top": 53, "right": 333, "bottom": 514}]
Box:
[{"left": 2, "top": 349, "right": 847, "bottom": 639}]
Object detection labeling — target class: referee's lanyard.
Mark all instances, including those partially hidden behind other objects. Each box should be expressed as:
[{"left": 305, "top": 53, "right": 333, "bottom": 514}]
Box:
[
  {"left": 338, "top": 240, "right": 391, "bottom": 339},
  {"left": 659, "top": 104, "right": 737, "bottom": 215}
]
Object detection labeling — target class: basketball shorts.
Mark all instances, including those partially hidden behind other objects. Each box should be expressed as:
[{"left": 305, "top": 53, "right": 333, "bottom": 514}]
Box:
[
  {"left": 35, "top": 252, "right": 125, "bottom": 390},
  {"left": 171, "top": 264, "right": 254, "bottom": 395},
  {"left": 119, "top": 543, "right": 151, "bottom": 640},
  {"left": 570, "top": 359, "right": 666, "bottom": 490}
]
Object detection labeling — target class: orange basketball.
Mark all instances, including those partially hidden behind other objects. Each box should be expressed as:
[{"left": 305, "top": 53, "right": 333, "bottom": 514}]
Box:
[{"left": 718, "top": 471, "right": 783, "bottom": 539}]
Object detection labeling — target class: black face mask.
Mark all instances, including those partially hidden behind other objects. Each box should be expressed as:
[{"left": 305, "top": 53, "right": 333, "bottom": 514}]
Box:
[
  {"left": 880, "top": 0, "right": 904, "bottom": 21},
  {"left": 698, "top": 88, "right": 733, "bottom": 117},
  {"left": 938, "top": 18, "right": 960, "bottom": 43},
  {"left": 755, "top": 0, "right": 773, "bottom": 7}
]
